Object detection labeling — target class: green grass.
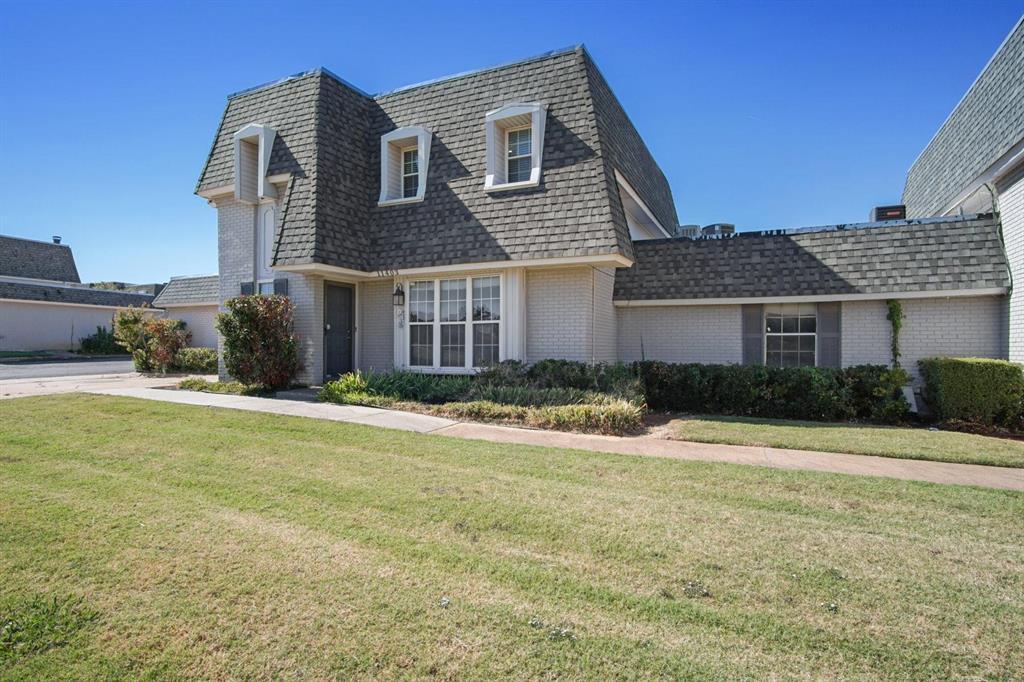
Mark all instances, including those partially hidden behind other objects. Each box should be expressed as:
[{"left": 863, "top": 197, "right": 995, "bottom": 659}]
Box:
[
  {"left": 1, "top": 395, "right": 1022, "bottom": 679},
  {"left": 672, "top": 415, "right": 1024, "bottom": 468},
  {"left": 0, "top": 351, "right": 52, "bottom": 359}
]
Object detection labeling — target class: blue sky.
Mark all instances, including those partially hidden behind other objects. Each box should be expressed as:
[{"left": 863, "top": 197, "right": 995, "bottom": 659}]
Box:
[{"left": 1, "top": 1, "right": 1021, "bottom": 283}]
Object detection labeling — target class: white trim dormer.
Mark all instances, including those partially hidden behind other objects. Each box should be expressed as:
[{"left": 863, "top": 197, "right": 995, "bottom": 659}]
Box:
[
  {"left": 484, "top": 102, "right": 546, "bottom": 192},
  {"left": 233, "top": 123, "right": 278, "bottom": 204},
  {"left": 379, "top": 126, "right": 432, "bottom": 206}
]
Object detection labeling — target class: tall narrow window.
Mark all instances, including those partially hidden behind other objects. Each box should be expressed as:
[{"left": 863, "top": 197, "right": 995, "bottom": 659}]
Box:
[
  {"left": 506, "top": 128, "right": 532, "bottom": 183},
  {"left": 439, "top": 279, "right": 466, "bottom": 367},
  {"left": 256, "top": 205, "right": 275, "bottom": 294},
  {"left": 765, "top": 304, "right": 816, "bottom": 367},
  {"left": 408, "top": 281, "right": 434, "bottom": 367},
  {"left": 472, "top": 276, "right": 500, "bottom": 367},
  {"left": 402, "top": 148, "right": 419, "bottom": 199}
]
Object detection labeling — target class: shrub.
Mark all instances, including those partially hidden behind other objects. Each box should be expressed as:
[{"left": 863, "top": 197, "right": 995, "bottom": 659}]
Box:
[
  {"left": 475, "top": 360, "right": 530, "bottom": 386},
  {"left": 525, "top": 360, "right": 644, "bottom": 404},
  {"left": 174, "top": 347, "right": 217, "bottom": 374},
  {"left": 426, "top": 399, "right": 644, "bottom": 435},
  {"left": 113, "top": 307, "right": 151, "bottom": 370},
  {"left": 78, "top": 326, "right": 120, "bottom": 355},
  {"left": 363, "top": 371, "right": 472, "bottom": 404},
  {"left": 112, "top": 308, "right": 190, "bottom": 372},
  {"left": 918, "top": 357, "right": 1024, "bottom": 427},
  {"left": 467, "top": 384, "right": 611, "bottom": 407},
  {"left": 636, "top": 361, "right": 908, "bottom": 424},
  {"left": 216, "top": 295, "right": 299, "bottom": 390},
  {"left": 178, "top": 378, "right": 268, "bottom": 396}
]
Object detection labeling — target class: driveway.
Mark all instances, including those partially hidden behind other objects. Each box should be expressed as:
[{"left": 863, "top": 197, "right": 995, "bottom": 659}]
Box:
[{"left": 0, "top": 357, "right": 135, "bottom": 380}]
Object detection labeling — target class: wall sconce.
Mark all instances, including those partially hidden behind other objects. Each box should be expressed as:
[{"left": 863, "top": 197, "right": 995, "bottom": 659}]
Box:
[{"left": 392, "top": 283, "right": 405, "bottom": 307}]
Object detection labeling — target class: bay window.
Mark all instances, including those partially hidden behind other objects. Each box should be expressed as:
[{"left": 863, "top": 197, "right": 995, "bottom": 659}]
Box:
[
  {"left": 407, "top": 275, "right": 501, "bottom": 369},
  {"left": 765, "top": 303, "right": 816, "bottom": 367}
]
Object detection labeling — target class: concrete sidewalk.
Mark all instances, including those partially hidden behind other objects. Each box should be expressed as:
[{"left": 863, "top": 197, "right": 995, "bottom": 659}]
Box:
[
  {"left": 0, "top": 373, "right": 212, "bottom": 400},
  {"left": 86, "top": 387, "right": 1024, "bottom": 491}
]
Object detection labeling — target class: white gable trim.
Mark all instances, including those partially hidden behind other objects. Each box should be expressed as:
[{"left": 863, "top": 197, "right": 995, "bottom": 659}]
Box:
[
  {"left": 232, "top": 123, "right": 278, "bottom": 203},
  {"left": 615, "top": 170, "right": 672, "bottom": 239},
  {"left": 484, "top": 102, "right": 546, "bottom": 191}
]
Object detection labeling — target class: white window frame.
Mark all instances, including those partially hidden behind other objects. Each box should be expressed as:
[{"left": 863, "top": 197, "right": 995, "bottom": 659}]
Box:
[
  {"left": 484, "top": 103, "right": 546, "bottom": 192},
  {"left": 401, "top": 147, "right": 419, "bottom": 199},
  {"left": 257, "top": 280, "right": 275, "bottom": 295},
  {"left": 764, "top": 303, "right": 817, "bottom": 368},
  {"left": 402, "top": 273, "right": 505, "bottom": 373},
  {"left": 379, "top": 126, "right": 431, "bottom": 205}
]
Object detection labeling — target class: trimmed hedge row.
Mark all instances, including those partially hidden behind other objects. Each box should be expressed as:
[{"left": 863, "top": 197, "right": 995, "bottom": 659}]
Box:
[
  {"left": 635, "top": 361, "right": 909, "bottom": 423},
  {"left": 919, "top": 357, "right": 1024, "bottom": 427}
]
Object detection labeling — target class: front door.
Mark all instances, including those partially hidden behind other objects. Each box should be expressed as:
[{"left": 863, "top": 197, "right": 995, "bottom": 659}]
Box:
[{"left": 324, "top": 283, "right": 354, "bottom": 379}]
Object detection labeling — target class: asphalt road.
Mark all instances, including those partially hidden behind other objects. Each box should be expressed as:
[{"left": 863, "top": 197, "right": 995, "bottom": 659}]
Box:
[{"left": 0, "top": 357, "right": 135, "bottom": 380}]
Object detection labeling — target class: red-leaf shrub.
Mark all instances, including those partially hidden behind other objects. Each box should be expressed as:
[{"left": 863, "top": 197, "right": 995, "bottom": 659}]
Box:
[
  {"left": 216, "top": 295, "right": 299, "bottom": 389},
  {"left": 113, "top": 307, "right": 189, "bottom": 373}
]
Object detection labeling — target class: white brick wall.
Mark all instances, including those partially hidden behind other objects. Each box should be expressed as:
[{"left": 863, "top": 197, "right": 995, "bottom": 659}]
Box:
[
  {"left": 1001, "top": 175, "right": 1024, "bottom": 363},
  {"left": 358, "top": 279, "right": 394, "bottom": 372},
  {"left": 215, "top": 196, "right": 323, "bottom": 385},
  {"left": 616, "top": 305, "right": 743, "bottom": 364},
  {"left": 592, "top": 267, "right": 618, "bottom": 363},
  {"left": 839, "top": 301, "right": 892, "bottom": 367},
  {"left": 167, "top": 305, "right": 219, "bottom": 349},
  {"left": 525, "top": 267, "right": 593, "bottom": 363}
]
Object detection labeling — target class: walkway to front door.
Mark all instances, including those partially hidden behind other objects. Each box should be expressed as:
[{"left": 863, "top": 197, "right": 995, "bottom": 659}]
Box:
[{"left": 323, "top": 283, "right": 354, "bottom": 379}]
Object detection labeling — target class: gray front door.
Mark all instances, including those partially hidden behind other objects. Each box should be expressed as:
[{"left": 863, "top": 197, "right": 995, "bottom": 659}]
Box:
[{"left": 324, "top": 283, "right": 354, "bottom": 379}]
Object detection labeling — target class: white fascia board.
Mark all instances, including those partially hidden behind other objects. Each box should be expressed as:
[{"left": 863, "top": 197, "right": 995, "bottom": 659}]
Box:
[
  {"left": 614, "top": 170, "right": 672, "bottom": 238},
  {"left": 379, "top": 126, "right": 431, "bottom": 203},
  {"left": 940, "top": 137, "right": 1024, "bottom": 215},
  {"left": 613, "top": 287, "right": 1009, "bottom": 307},
  {"left": 232, "top": 123, "right": 278, "bottom": 201},
  {"left": 198, "top": 174, "right": 291, "bottom": 201},
  {"left": 157, "top": 301, "right": 220, "bottom": 308},
  {"left": 271, "top": 263, "right": 375, "bottom": 281}
]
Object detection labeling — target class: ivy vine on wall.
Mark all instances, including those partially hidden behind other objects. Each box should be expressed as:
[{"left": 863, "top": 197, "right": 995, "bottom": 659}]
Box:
[{"left": 886, "top": 299, "right": 904, "bottom": 367}]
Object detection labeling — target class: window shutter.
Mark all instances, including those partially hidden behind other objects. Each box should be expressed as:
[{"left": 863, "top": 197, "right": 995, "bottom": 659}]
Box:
[
  {"left": 817, "top": 302, "right": 841, "bottom": 368},
  {"left": 741, "top": 304, "right": 764, "bottom": 365},
  {"left": 273, "top": 278, "right": 289, "bottom": 296},
  {"left": 240, "top": 281, "right": 254, "bottom": 296}
]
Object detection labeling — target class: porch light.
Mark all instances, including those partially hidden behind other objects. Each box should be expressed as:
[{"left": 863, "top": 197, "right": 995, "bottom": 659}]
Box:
[{"left": 392, "top": 284, "right": 405, "bottom": 307}]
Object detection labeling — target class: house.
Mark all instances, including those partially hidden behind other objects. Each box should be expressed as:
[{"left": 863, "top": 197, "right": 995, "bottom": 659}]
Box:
[
  {"left": 0, "top": 235, "right": 156, "bottom": 351},
  {"left": 196, "top": 42, "right": 1018, "bottom": 385},
  {"left": 152, "top": 275, "right": 220, "bottom": 348},
  {"left": 903, "top": 16, "right": 1024, "bottom": 363}
]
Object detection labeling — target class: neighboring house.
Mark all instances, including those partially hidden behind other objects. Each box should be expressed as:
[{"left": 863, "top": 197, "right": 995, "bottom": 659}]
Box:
[
  {"left": 152, "top": 275, "right": 220, "bottom": 348},
  {"left": 903, "top": 16, "right": 1024, "bottom": 363},
  {"left": 0, "top": 235, "right": 155, "bottom": 351},
  {"left": 196, "top": 42, "right": 1018, "bottom": 385}
]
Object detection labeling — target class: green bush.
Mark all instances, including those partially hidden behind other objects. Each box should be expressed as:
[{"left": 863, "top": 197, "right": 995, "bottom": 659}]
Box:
[
  {"left": 113, "top": 307, "right": 151, "bottom": 370},
  {"left": 363, "top": 371, "right": 472, "bottom": 404},
  {"left": 174, "top": 347, "right": 217, "bottom": 374},
  {"left": 178, "top": 378, "right": 268, "bottom": 396},
  {"left": 216, "top": 295, "right": 299, "bottom": 390},
  {"left": 635, "top": 362, "right": 908, "bottom": 424},
  {"left": 78, "top": 325, "right": 120, "bottom": 354},
  {"left": 475, "top": 360, "right": 530, "bottom": 386},
  {"left": 525, "top": 360, "right": 644, "bottom": 404},
  {"left": 467, "top": 384, "right": 615, "bottom": 407},
  {"left": 112, "top": 309, "right": 190, "bottom": 373},
  {"left": 918, "top": 357, "right": 1024, "bottom": 427},
  {"left": 426, "top": 399, "right": 644, "bottom": 435}
]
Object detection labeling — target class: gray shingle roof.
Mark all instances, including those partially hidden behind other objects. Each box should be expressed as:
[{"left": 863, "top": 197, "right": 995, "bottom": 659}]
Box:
[
  {"left": 0, "top": 235, "right": 80, "bottom": 282},
  {"left": 152, "top": 275, "right": 219, "bottom": 307},
  {"left": 902, "top": 18, "right": 1024, "bottom": 217},
  {"left": 614, "top": 214, "right": 1009, "bottom": 301},
  {"left": 196, "top": 47, "right": 678, "bottom": 272},
  {"left": 0, "top": 281, "right": 155, "bottom": 307}
]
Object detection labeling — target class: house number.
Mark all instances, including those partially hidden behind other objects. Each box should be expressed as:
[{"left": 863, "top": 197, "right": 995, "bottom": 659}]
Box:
[{"left": 376, "top": 269, "right": 398, "bottom": 278}]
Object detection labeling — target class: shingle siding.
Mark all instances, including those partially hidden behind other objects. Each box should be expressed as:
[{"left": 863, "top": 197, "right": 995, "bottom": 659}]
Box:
[
  {"left": 0, "top": 235, "right": 81, "bottom": 282},
  {"left": 0, "top": 281, "right": 153, "bottom": 307},
  {"left": 153, "top": 275, "right": 219, "bottom": 307},
  {"left": 358, "top": 279, "right": 394, "bottom": 372},
  {"left": 903, "top": 19, "right": 1024, "bottom": 217},
  {"left": 616, "top": 305, "right": 743, "bottom": 364}
]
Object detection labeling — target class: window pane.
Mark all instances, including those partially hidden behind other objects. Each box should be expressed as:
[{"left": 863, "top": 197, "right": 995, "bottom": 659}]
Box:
[
  {"left": 799, "top": 316, "right": 816, "bottom": 333},
  {"left": 782, "top": 336, "right": 799, "bottom": 352},
  {"left": 473, "top": 323, "right": 499, "bottom": 367},
  {"left": 765, "top": 316, "right": 781, "bottom": 333},
  {"left": 409, "top": 281, "right": 434, "bottom": 323},
  {"left": 782, "top": 316, "right": 799, "bottom": 334},
  {"left": 507, "top": 156, "right": 532, "bottom": 183},
  {"left": 766, "top": 335, "right": 782, "bottom": 351},
  {"left": 403, "top": 149, "right": 418, "bottom": 174},
  {"left": 402, "top": 173, "right": 418, "bottom": 198},
  {"left": 440, "top": 324, "right": 465, "bottom": 367},
  {"left": 766, "top": 351, "right": 782, "bottom": 366},
  {"left": 472, "top": 276, "right": 500, "bottom": 321},
  {"left": 440, "top": 279, "right": 467, "bottom": 322},
  {"left": 799, "top": 335, "right": 815, "bottom": 352},
  {"left": 507, "top": 128, "right": 531, "bottom": 157},
  {"left": 409, "top": 325, "right": 433, "bottom": 366},
  {"left": 799, "top": 352, "right": 815, "bottom": 367},
  {"left": 258, "top": 281, "right": 274, "bottom": 295},
  {"left": 781, "top": 352, "right": 799, "bottom": 368}
]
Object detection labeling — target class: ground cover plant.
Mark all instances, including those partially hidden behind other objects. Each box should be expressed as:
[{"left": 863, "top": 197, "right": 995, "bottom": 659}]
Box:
[
  {"left": 176, "top": 377, "right": 269, "bottom": 396},
  {"left": 0, "top": 394, "right": 1021, "bottom": 679}
]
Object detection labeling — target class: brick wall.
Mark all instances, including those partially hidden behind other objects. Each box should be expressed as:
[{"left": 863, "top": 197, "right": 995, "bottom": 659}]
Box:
[
  {"left": 616, "top": 305, "right": 743, "bottom": 364},
  {"left": 215, "top": 195, "right": 323, "bottom": 385},
  {"left": 525, "top": 267, "right": 594, "bottom": 363},
  {"left": 843, "top": 296, "right": 1006, "bottom": 379},
  {"left": 358, "top": 279, "right": 394, "bottom": 372},
  {"left": 1001, "top": 175, "right": 1024, "bottom": 363},
  {"left": 168, "top": 305, "right": 219, "bottom": 349},
  {"left": 591, "top": 267, "right": 618, "bottom": 363}
]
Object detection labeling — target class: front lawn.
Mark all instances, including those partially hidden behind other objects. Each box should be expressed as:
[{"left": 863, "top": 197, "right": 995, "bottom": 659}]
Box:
[
  {"left": 672, "top": 415, "right": 1024, "bottom": 468},
  {"left": 1, "top": 395, "right": 1022, "bottom": 679}
]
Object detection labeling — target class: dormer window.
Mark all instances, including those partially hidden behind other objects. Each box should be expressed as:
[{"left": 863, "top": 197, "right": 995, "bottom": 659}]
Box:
[
  {"left": 485, "top": 103, "right": 546, "bottom": 191},
  {"left": 379, "top": 126, "right": 431, "bottom": 205},
  {"left": 232, "top": 123, "right": 277, "bottom": 204}
]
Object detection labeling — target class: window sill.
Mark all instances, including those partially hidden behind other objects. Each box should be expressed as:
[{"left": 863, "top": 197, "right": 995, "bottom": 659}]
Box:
[
  {"left": 378, "top": 195, "right": 425, "bottom": 207},
  {"left": 484, "top": 179, "right": 540, "bottom": 193},
  {"left": 402, "top": 365, "right": 483, "bottom": 375}
]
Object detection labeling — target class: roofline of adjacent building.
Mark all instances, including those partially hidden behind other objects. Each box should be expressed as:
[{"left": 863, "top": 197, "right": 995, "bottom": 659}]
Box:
[
  {"left": 166, "top": 273, "right": 218, "bottom": 281},
  {"left": 0, "top": 234, "right": 72, "bottom": 249},
  {"left": 612, "top": 287, "right": 1009, "bottom": 307},
  {"left": 0, "top": 274, "right": 156, "bottom": 298},
  {"left": 905, "top": 15, "right": 1024, "bottom": 174},
  {"left": 0, "top": 297, "right": 161, "bottom": 311}
]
